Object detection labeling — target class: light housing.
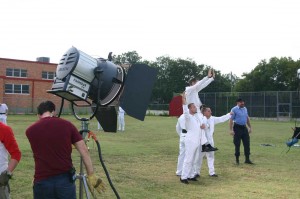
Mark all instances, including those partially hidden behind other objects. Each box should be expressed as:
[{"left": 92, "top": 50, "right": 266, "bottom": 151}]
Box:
[{"left": 48, "top": 47, "right": 157, "bottom": 132}]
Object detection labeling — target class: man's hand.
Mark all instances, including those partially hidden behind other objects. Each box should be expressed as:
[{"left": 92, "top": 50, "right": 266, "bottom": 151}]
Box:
[
  {"left": 208, "top": 69, "right": 212, "bottom": 78},
  {"left": 230, "top": 130, "right": 235, "bottom": 136},
  {"left": 248, "top": 128, "right": 252, "bottom": 133},
  {"left": 0, "top": 171, "right": 12, "bottom": 186},
  {"left": 200, "top": 124, "right": 206, "bottom": 129},
  {"left": 212, "top": 69, "right": 215, "bottom": 78},
  {"left": 87, "top": 173, "right": 105, "bottom": 195}
]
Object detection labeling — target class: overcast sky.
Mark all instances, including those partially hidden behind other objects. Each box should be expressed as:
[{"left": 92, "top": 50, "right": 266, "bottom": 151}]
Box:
[{"left": 1, "top": 0, "right": 300, "bottom": 77}]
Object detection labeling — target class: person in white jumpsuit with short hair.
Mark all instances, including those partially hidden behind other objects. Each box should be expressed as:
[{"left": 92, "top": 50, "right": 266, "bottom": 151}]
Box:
[
  {"left": 198, "top": 106, "right": 232, "bottom": 177},
  {"left": 0, "top": 103, "right": 8, "bottom": 125},
  {"left": 118, "top": 106, "right": 125, "bottom": 131},
  {"left": 175, "top": 114, "right": 186, "bottom": 176},
  {"left": 185, "top": 70, "right": 217, "bottom": 177},
  {"left": 180, "top": 93, "right": 206, "bottom": 184},
  {"left": 185, "top": 69, "right": 215, "bottom": 149},
  {"left": 185, "top": 69, "right": 214, "bottom": 113}
]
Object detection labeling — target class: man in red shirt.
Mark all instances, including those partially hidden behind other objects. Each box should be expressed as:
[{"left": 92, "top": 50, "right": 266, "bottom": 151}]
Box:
[
  {"left": 26, "top": 101, "right": 105, "bottom": 199},
  {"left": 0, "top": 122, "right": 21, "bottom": 199}
]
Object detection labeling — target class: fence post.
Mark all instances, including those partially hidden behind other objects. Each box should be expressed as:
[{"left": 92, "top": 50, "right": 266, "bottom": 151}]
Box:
[
  {"left": 276, "top": 91, "right": 279, "bottom": 121},
  {"left": 264, "top": 91, "right": 266, "bottom": 119}
]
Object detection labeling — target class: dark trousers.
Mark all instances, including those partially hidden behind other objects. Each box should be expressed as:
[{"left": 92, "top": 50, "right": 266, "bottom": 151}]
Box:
[
  {"left": 33, "top": 173, "right": 76, "bottom": 199},
  {"left": 233, "top": 124, "right": 250, "bottom": 157}
]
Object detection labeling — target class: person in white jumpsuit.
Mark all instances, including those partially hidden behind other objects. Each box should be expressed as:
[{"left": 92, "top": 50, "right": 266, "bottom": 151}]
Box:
[
  {"left": 0, "top": 103, "right": 8, "bottom": 125},
  {"left": 185, "top": 69, "right": 216, "bottom": 150},
  {"left": 185, "top": 69, "right": 214, "bottom": 113},
  {"left": 118, "top": 106, "right": 125, "bottom": 131},
  {"left": 175, "top": 114, "right": 186, "bottom": 176},
  {"left": 180, "top": 93, "right": 206, "bottom": 184},
  {"left": 198, "top": 106, "right": 232, "bottom": 177},
  {"left": 185, "top": 69, "right": 217, "bottom": 177}
]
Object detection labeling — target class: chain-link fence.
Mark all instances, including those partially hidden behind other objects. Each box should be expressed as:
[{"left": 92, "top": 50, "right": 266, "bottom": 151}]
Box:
[
  {"left": 198, "top": 91, "right": 300, "bottom": 119},
  {"left": 3, "top": 91, "right": 300, "bottom": 119},
  {"left": 149, "top": 91, "right": 300, "bottom": 119}
]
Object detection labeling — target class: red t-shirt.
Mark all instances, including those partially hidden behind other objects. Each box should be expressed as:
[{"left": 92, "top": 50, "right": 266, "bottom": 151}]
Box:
[
  {"left": 0, "top": 122, "right": 21, "bottom": 161},
  {"left": 26, "top": 117, "right": 82, "bottom": 182}
]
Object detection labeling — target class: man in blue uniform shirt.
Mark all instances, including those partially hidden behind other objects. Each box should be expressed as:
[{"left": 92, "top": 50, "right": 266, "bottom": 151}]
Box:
[{"left": 229, "top": 98, "right": 253, "bottom": 165}]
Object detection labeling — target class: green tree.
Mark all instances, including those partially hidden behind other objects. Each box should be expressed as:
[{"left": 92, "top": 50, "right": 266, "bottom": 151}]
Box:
[
  {"left": 113, "top": 51, "right": 142, "bottom": 65},
  {"left": 149, "top": 57, "right": 232, "bottom": 103},
  {"left": 113, "top": 52, "right": 235, "bottom": 103},
  {"left": 235, "top": 57, "right": 300, "bottom": 92}
]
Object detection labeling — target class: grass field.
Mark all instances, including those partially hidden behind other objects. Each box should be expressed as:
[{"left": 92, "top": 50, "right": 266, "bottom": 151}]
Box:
[{"left": 6, "top": 114, "right": 300, "bottom": 199}]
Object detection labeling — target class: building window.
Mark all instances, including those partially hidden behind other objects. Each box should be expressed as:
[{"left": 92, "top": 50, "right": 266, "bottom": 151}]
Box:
[
  {"left": 42, "top": 71, "right": 55, "bottom": 79},
  {"left": 5, "top": 84, "right": 29, "bottom": 94},
  {"left": 6, "top": 68, "right": 27, "bottom": 77}
]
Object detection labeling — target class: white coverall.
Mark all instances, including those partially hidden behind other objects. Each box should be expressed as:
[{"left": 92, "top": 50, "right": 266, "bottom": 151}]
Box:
[
  {"left": 185, "top": 76, "right": 214, "bottom": 113},
  {"left": 198, "top": 113, "right": 231, "bottom": 176},
  {"left": 118, "top": 106, "right": 125, "bottom": 131},
  {"left": 181, "top": 105, "right": 206, "bottom": 180},
  {"left": 185, "top": 76, "right": 214, "bottom": 176},
  {"left": 175, "top": 114, "right": 186, "bottom": 176},
  {"left": 0, "top": 104, "right": 8, "bottom": 125}
]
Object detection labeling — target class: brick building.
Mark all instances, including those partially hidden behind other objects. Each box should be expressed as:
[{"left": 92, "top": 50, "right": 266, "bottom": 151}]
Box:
[{"left": 0, "top": 57, "right": 60, "bottom": 113}]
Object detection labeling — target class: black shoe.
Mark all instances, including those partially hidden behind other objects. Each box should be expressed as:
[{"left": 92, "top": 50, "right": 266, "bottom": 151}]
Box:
[
  {"left": 245, "top": 160, "right": 254, "bottom": 164},
  {"left": 211, "top": 147, "right": 218, "bottom": 151},
  {"left": 188, "top": 177, "right": 198, "bottom": 181},
  {"left": 210, "top": 174, "right": 218, "bottom": 177},
  {"left": 194, "top": 174, "right": 200, "bottom": 178},
  {"left": 180, "top": 178, "right": 189, "bottom": 184},
  {"left": 202, "top": 146, "right": 218, "bottom": 152},
  {"left": 236, "top": 157, "right": 239, "bottom": 165}
]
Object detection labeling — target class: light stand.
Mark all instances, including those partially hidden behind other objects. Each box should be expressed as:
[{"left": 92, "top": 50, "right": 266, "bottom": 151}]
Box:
[
  {"left": 71, "top": 106, "right": 93, "bottom": 199},
  {"left": 77, "top": 119, "right": 92, "bottom": 199},
  {"left": 70, "top": 65, "right": 121, "bottom": 198}
]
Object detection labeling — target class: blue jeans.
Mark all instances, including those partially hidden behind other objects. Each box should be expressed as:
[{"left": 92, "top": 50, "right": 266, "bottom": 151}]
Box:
[{"left": 33, "top": 173, "right": 76, "bottom": 199}]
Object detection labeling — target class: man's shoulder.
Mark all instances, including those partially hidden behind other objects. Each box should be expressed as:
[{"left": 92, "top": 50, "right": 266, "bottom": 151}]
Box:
[
  {"left": 231, "top": 106, "right": 239, "bottom": 111},
  {"left": 0, "top": 122, "right": 11, "bottom": 131}
]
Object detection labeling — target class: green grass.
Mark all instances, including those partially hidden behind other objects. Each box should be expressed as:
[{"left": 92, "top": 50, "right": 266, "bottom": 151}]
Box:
[{"left": 7, "top": 115, "right": 300, "bottom": 199}]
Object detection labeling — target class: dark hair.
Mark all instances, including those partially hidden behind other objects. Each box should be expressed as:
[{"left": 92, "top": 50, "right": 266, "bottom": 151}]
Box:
[
  {"left": 37, "top": 101, "right": 55, "bottom": 115},
  {"left": 188, "top": 103, "right": 194, "bottom": 109},
  {"left": 201, "top": 106, "right": 210, "bottom": 114},
  {"left": 200, "top": 104, "right": 207, "bottom": 111},
  {"left": 189, "top": 78, "right": 197, "bottom": 86},
  {"left": 236, "top": 98, "right": 244, "bottom": 103}
]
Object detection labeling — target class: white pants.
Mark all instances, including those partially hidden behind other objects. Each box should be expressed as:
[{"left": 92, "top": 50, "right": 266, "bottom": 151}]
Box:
[
  {"left": 176, "top": 134, "right": 186, "bottom": 175},
  {"left": 193, "top": 146, "right": 202, "bottom": 175},
  {"left": 0, "top": 115, "right": 7, "bottom": 125},
  {"left": 118, "top": 115, "right": 125, "bottom": 131},
  {"left": 181, "top": 139, "right": 200, "bottom": 180},
  {"left": 198, "top": 151, "right": 215, "bottom": 176}
]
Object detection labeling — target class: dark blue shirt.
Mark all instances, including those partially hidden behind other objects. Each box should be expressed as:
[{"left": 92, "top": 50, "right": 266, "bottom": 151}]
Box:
[{"left": 231, "top": 105, "right": 248, "bottom": 125}]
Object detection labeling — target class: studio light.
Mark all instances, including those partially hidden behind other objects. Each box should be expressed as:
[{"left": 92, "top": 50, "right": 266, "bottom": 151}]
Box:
[
  {"left": 47, "top": 47, "right": 157, "bottom": 132},
  {"left": 48, "top": 47, "right": 125, "bottom": 105}
]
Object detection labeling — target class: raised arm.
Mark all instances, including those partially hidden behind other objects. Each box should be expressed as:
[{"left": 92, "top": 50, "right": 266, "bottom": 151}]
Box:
[
  {"left": 213, "top": 113, "right": 232, "bottom": 125},
  {"left": 182, "top": 92, "right": 191, "bottom": 128}
]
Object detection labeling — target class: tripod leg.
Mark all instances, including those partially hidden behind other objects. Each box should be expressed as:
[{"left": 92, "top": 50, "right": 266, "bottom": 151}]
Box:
[{"left": 83, "top": 175, "right": 92, "bottom": 199}]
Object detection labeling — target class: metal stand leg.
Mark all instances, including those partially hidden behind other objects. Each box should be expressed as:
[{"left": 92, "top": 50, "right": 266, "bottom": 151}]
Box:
[
  {"left": 76, "top": 172, "right": 91, "bottom": 199},
  {"left": 76, "top": 119, "right": 93, "bottom": 199}
]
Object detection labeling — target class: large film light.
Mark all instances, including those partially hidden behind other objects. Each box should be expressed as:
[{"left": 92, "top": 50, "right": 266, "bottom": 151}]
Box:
[
  {"left": 48, "top": 47, "right": 157, "bottom": 132},
  {"left": 48, "top": 47, "right": 125, "bottom": 105}
]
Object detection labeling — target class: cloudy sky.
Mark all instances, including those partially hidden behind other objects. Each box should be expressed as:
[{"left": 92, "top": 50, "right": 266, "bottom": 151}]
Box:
[{"left": 1, "top": 0, "right": 300, "bottom": 77}]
